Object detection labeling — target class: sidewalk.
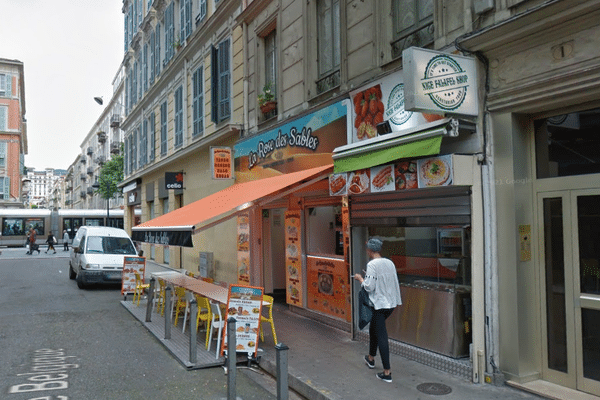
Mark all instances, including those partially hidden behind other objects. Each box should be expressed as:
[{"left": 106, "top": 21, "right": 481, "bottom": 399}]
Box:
[{"left": 141, "top": 260, "right": 545, "bottom": 400}]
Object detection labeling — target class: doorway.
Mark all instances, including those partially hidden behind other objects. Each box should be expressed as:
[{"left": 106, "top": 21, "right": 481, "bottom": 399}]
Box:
[
  {"left": 262, "top": 208, "right": 286, "bottom": 298},
  {"left": 538, "top": 189, "right": 600, "bottom": 396}
]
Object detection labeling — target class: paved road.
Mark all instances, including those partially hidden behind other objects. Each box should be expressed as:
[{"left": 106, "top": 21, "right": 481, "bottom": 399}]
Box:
[{"left": 0, "top": 247, "right": 278, "bottom": 400}]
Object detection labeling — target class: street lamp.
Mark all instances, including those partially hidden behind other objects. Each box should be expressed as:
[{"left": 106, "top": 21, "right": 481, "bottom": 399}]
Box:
[{"left": 92, "top": 178, "right": 110, "bottom": 227}]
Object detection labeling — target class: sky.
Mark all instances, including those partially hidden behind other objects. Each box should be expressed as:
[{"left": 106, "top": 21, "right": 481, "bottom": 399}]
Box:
[{"left": 1, "top": 0, "right": 124, "bottom": 171}]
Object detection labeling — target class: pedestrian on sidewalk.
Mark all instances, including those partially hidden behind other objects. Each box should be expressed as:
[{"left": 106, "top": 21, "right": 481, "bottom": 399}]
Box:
[
  {"left": 353, "top": 238, "right": 401, "bottom": 383},
  {"left": 45, "top": 231, "right": 57, "bottom": 254},
  {"left": 63, "top": 229, "right": 70, "bottom": 251},
  {"left": 28, "top": 227, "right": 40, "bottom": 255},
  {"left": 25, "top": 231, "right": 31, "bottom": 255}
]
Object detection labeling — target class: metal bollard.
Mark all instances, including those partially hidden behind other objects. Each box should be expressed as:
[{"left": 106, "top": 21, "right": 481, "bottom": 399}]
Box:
[
  {"left": 227, "top": 317, "right": 237, "bottom": 400},
  {"left": 145, "top": 278, "right": 155, "bottom": 323},
  {"left": 275, "top": 343, "right": 290, "bottom": 400},
  {"left": 164, "top": 286, "right": 172, "bottom": 339},
  {"left": 189, "top": 298, "right": 197, "bottom": 364}
]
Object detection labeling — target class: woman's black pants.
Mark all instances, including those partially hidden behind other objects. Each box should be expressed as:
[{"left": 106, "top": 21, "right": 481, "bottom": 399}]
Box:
[{"left": 369, "top": 308, "right": 395, "bottom": 370}]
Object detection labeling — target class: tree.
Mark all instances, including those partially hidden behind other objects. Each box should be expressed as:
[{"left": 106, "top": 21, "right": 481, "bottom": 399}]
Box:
[{"left": 96, "top": 151, "right": 124, "bottom": 203}]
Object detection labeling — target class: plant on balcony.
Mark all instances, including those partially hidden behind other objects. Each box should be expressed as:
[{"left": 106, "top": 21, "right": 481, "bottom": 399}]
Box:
[{"left": 258, "top": 82, "right": 276, "bottom": 114}]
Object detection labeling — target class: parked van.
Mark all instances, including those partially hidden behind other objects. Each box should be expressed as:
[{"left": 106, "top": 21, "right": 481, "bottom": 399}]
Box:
[{"left": 68, "top": 226, "right": 138, "bottom": 289}]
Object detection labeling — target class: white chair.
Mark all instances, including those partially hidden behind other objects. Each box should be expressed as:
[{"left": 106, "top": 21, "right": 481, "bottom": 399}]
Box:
[{"left": 207, "top": 301, "right": 226, "bottom": 359}]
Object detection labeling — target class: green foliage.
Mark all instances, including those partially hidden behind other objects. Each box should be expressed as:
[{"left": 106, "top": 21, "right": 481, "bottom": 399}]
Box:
[
  {"left": 258, "top": 82, "right": 275, "bottom": 106},
  {"left": 96, "top": 151, "right": 124, "bottom": 200}
]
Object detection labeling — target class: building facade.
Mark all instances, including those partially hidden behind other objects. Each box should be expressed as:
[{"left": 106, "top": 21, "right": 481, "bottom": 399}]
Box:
[
  {"left": 0, "top": 58, "right": 27, "bottom": 208},
  {"left": 26, "top": 168, "right": 66, "bottom": 208}
]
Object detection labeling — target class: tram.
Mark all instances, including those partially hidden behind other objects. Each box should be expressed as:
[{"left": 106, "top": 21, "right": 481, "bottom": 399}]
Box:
[{"left": 0, "top": 209, "right": 138, "bottom": 247}]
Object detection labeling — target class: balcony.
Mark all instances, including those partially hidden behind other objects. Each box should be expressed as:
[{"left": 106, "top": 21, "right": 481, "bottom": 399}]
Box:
[
  {"left": 86, "top": 187, "right": 94, "bottom": 195},
  {"left": 87, "top": 167, "right": 94, "bottom": 175},
  {"left": 110, "top": 142, "right": 121, "bottom": 154},
  {"left": 87, "top": 146, "right": 93, "bottom": 156},
  {"left": 110, "top": 114, "right": 121, "bottom": 128},
  {"left": 80, "top": 157, "right": 86, "bottom": 164},
  {"left": 65, "top": 200, "right": 72, "bottom": 206},
  {"left": 80, "top": 191, "right": 86, "bottom": 198},
  {"left": 80, "top": 174, "right": 87, "bottom": 181},
  {"left": 97, "top": 131, "right": 107, "bottom": 144},
  {"left": 96, "top": 155, "right": 106, "bottom": 165}
]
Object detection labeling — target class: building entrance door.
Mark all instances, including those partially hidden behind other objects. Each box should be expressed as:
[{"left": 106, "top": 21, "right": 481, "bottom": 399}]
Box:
[{"left": 538, "top": 189, "right": 600, "bottom": 396}]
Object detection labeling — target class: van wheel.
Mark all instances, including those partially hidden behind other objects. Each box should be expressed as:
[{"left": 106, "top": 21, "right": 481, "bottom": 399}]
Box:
[
  {"left": 76, "top": 272, "right": 87, "bottom": 289},
  {"left": 69, "top": 264, "right": 76, "bottom": 280}
]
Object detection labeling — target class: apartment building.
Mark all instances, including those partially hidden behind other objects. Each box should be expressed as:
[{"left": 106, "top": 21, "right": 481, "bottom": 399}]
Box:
[
  {"left": 0, "top": 58, "right": 27, "bottom": 208},
  {"left": 26, "top": 168, "right": 66, "bottom": 208}
]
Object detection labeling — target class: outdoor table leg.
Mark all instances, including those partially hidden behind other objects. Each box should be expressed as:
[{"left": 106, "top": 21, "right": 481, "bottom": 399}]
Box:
[
  {"left": 164, "top": 286, "right": 172, "bottom": 340},
  {"left": 189, "top": 299, "right": 197, "bottom": 364},
  {"left": 145, "top": 278, "right": 155, "bottom": 323},
  {"left": 276, "top": 343, "right": 290, "bottom": 400},
  {"left": 227, "top": 317, "right": 236, "bottom": 400}
]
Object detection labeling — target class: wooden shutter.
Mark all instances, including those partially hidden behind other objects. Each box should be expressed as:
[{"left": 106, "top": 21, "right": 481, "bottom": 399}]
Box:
[
  {"left": 0, "top": 107, "right": 6, "bottom": 132},
  {"left": 218, "top": 39, "right": 230, "bottom": 122},
  {"left": 155, "top": 24, "right": 161, "bottom": 75},
  {"left": 149, "top": 112, "right": 155, "bottom": 161},
  {"left": 211, "top": 45, "right": 219, "bottom": 123},
  {"left": 6, "top": 74, "right": 11, "bottom": 97},
  {"left": 0, "top": 141, "right": 6, "bottom": 168},
  {"left": 2, "top": 176, "right": 9, "bottom": 199}
]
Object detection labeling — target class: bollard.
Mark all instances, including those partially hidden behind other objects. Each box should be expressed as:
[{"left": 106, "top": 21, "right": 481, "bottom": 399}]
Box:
[
  {"left": 164, "top": 286, "right": 172, "bottom": 339},
  {"left": 145, "top": 278, "right": 155, "bottom": 323},
  {"left": 189, "top": 298, "right": 197, "bottom": 364},
  {"left": 275, "top": 343, "right": 289, "bottom": 400},
  {"left": 227, "top": 317, "right": 237, "bottom": 400}
]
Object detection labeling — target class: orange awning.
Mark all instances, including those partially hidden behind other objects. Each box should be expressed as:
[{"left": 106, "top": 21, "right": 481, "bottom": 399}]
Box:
[{"left": 131, "top": 164, "right": 333, "bottom": 247}]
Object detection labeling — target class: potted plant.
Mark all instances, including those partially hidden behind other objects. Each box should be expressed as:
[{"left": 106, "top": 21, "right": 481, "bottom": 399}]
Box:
[
  {"left": 172, "top": 36, "right": 182, "bottom": 51},
  {"left": 258, "top": 82, "right": 277, "bottom": 114}
]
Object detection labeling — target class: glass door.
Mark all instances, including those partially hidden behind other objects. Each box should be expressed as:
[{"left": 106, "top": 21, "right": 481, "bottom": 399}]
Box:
[{"left": 538, "top": 189, "right": 600, "bottom": 396}]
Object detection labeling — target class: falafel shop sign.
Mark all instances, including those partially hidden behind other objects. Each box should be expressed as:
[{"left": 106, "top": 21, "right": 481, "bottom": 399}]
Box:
[{"left": 403, "top": 47, "right": 478, "bottom": 116}]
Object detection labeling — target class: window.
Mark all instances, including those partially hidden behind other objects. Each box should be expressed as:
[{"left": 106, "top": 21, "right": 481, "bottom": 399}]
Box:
[
  {"left": 211, "top": 38, "right": 230, "bottom": 124},
  {"left": 0, "top": 74, "right": 10, "bottom": 97},
  {"left": 124, "top": 11, "right": 129, "bottom": 52},
  {"left": 180, "top": 0, "right": 192, "bottom": 41},
  {"left": 307, "top": 206, "right": 343, "bottom": 256},
  {"left": 174, "top": 86, "right": 183, "bottom": 148},
  {"left": 0, "top": 107, "right": 7, "bottom": 131},
  {"left": 160, "top": 101, "right": 168, "bottom": 156},
  {"left": 124, "top": 137, "right": 130, "bottom": 176},
  {"left": 198, "top": 0, "right": 207, "bottom": 22},
  {"left": 0, "top": 176, "right": 9, "bottom": 199},
  {"left": 0, "top": 141, "right": 6, "bottom": 167},
  {"left": 192, "top": 66, "right": 204, "bottom": 137},
  {"left": 164, "top": 2, "right": 175, "bottom": 64},
  {"left": 143, "top": 43, "right": 148, "bottom": 94},
  {"left": 132, "top": 127, "right": 138, "bottom": 171},
  {"left": 264, "top": 30, "right": 277, "bottom": 95},
  {"left": 132, "top": 62, "right": 138, "bottom": 105},
  {"left": 155, "top": 24, "right": 161, "bottom": 76},
  {"left": 149, "top": 31, "right": 155, "bottom": 84},
  {"left": 316, "top": 0, "right": 340, "bottom": 94},
  {"left": 3, "top": 218, "right": 24, "bottom": 236},
  {"left": 391, "top": 0, "right": 433, "bottom": 58},
  {"left": 149, "top": 112, "right": 156, "bottom": 161},
  {"left": 141, "top": 118, "right": 148, "bottom": 167}
]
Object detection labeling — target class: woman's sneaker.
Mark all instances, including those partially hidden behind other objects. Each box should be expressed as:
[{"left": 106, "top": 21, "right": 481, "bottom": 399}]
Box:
[
  {"left": 364, "top": 355, "right": 375, "bottom": 369},
  {"left": 376, "top": 372, "right": 392, "bottom": 383}
]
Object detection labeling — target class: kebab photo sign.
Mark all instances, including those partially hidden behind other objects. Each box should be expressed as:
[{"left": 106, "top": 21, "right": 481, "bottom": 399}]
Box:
[
  {"left": 220, "top": 284, "right": 264, "bottom": 357},
  {"left": 121, "top": 256, "right": 146, "bottom": 296}
]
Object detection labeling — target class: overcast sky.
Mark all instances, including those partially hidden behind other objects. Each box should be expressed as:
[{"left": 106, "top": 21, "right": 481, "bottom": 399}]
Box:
[{"left": 1, "top": 0, "right": 124, "bottom": 172}]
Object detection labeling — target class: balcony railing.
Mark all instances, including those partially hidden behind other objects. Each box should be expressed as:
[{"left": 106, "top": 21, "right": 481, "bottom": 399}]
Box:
[
  {"left": 87, "top": 146, "right": 93, "bottom": 155},
  {"left": 97, "top": 131, "right": 107, "bottom": 144},
  {"left": 110, "top": 142, "right": 121, "bottom": 154},
  {"left": 86, "top": 187, "right": 94, "bottom": 195},
  {"left": 110, "top": 114, "right": 121, "bottom": 128},
  {"left": 96, "top": 155, "right": 106, "bottom": 165},
  {"left": 80, "top": 174, "right": 87, "bottom": 181}
]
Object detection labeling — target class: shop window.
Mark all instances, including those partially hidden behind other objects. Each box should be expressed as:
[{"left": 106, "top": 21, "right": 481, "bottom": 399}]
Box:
[
  {"left": 361, "top": 225, "right": 471, "bottom": 287},
  {"left": 391, "top": 0, "right": 433, "bottom": 59},
  {"left": 306, "top": 206, "right": 343, "bottom": 257},
  {"left": 535, "top": 108, "right": 600, "bottom": 178}
]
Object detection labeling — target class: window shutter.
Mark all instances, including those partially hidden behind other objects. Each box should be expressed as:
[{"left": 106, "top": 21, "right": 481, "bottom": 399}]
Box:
[
  {"left": 6, "top": 74, "right": 11, "bottom": 97},
  {"left": 0, "top": 141, "right": 6, "bottom": 168},
  {"left": 3, "top": 176, "right": 9, "bottom": 199},
  {"left": 218, "top": 40, "right": 230, "bottom": 122},
  {"left": 0, "top": 107, "right": 6, "bottom": 131},
  {"left": 180, "top": 0, "right": 185, "bottom": 44},
  {"left": 160, "top": 102, "right": 167, "bottom": 155},
  {"left": 150, "top": 112, "right": 155, "bottom": 161},
  {"left": 124, "top": 13, "right": 129, "bottom": 52},
  {"left": 211, "top": 45, "right": 219, "bottom": 123},
  {"left": 155, "top": 24, "right": 161, "bottom": 75},
  {"left": 149, "top": 32, "right": 155, "bottom": 84},
  {"left": 200, "top": 0, "right": 206, "bottom": 20},
  {"left": 185, "top": 0, "right": 192, "bottom": 38}
]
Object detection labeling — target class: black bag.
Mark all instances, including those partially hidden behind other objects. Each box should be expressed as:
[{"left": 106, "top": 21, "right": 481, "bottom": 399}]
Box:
[
  {"left": 358, "top": 287, "right": 374, "bottom": 330},
  {"left": 30, "top": 243, "right": 39, "bottom": 252}
]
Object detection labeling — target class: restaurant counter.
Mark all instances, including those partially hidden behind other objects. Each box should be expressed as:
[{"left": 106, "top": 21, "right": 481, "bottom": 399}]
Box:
[{"left": 386, "top": 281, "right": 471, "bottom": 358}]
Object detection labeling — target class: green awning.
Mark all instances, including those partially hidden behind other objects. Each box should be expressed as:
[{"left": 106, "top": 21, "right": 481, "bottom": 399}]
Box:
[{"left": 333, "top": 135, "right": 443, "bottom": 173}]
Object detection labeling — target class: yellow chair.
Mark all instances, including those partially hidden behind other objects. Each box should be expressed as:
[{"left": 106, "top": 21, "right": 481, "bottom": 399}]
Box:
[
  {"left": 173, "top": 287, "right": 189, "bottom": 328},
  {"left": 193, "top": 295, "right": 213, "bottom": 348},
  {"left": 260, "top": 295, "right": 278, "bottom": 345},
  {"left": 133, "top": 272, "right": 150, "bottom": 306}
]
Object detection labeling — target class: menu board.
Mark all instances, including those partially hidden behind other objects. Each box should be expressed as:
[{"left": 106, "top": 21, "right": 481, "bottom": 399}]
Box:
[
  {"left": 306, "top": 256, "right": 351, "bottom": 321},
  {"left": 221, "top": 285, "right": 263, "bottom": 356},
  {"left": 211, "top": 146, "right": 233, "bottom": 180},
  {"left": 237, "top": 214, "right": 250, "bottom": 284},
  {"left": 285, "top": 211, "right": 303, "bottom": 306},
  {"left": 121, "top": 256, "right": 146, "bottom": 295}
]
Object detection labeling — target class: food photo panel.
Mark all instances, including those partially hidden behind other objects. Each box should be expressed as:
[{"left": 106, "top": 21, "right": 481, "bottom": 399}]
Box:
[
  {"left": 329, "top": 172, "right": 348, "bottom": 196},
  {"left": 370, "top": 164, "right": 395, "bottom": 192},
  {"left": 417, "top": 155, "right": 454, "bottom": 187}
]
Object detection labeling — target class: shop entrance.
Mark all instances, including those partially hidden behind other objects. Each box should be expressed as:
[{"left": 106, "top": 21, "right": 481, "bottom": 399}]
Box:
[
  {"left": 538, "top": 189, "right": 600, "bottom": 396},
  {"left": 262, "top": 208, "right": 286, "bottom": 298}
]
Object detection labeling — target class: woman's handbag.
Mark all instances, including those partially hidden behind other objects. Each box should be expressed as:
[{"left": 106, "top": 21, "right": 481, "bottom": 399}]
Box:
[{"left": 358, "top": 287, "right": 374, "bottom": 330}]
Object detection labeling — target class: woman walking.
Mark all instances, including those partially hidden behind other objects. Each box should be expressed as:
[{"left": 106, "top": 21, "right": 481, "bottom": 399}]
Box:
[
  {"left": 45, "top": 231, "right": 57, "bottom": 254},
  {"left": 353, "top": 238, "right": 401, "bottom": 383}
]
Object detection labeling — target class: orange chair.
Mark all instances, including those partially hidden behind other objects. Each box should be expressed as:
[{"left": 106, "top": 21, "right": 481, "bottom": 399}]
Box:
[{"left": 260, "top": 295, "right": 278, "bottom": 345}]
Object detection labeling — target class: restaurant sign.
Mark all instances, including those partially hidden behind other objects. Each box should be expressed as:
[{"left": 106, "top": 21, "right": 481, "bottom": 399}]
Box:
[
  {"left": 221, "top": 285, "right": 263, "bottom": 356},
  {"left": 165, "top": 172, "right": 184, "bottom": 190},
  {"left": 121, "top": 256, "right": 146, "bottom": 296},
  {"left": 403, "top": 47, "right": 478, "bottom": 116},
  {"left": 211, "top": 147, "right": 233, "bottom": 180},
  {"left": 131, "top": 229, "right": 194, "bottom": 248}
]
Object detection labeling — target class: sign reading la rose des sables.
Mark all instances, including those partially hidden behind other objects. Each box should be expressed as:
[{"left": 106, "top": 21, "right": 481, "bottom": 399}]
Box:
[{"left": 403, "top": 47, "right": 478, "bottom": 116}]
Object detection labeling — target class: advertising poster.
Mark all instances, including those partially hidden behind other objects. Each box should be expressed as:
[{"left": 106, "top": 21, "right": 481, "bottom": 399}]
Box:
[
  {"left": 211, "top": 147, "right": 233, "bottom": 180},
  {"left": 328, "top": 172, "right": 348, "bottom": 196},
  {"left": 121, "top": 256, "right": 146, "bottom": 295},
  {"left": 237, "top": 214, "right": 250, "bottom": 284},
  {"left": 284, "top": 211, "right": 303, "bottom": 306},
  {"left": 349, "top": 72, "right": 444, "bottom": 144},
  {"left": 234, "top": 101, "right": 348, "bottom": 182},
  {"left": 417, "top": 155, "right": 454, "bottom": 187},
  {"left": 221, "top": 285, "right": 263, "bottom": 356},
  {"left": 306, "top": 256, "right": 351, "bottom": 321}
]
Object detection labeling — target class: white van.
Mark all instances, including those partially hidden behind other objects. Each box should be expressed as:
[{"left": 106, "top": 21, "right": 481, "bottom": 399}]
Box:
[{"left": 68, "top": 226, "right": 138, "bottom": 289}]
